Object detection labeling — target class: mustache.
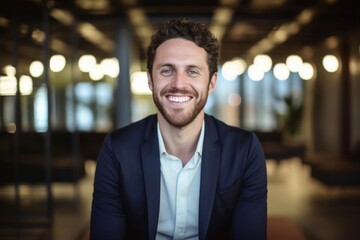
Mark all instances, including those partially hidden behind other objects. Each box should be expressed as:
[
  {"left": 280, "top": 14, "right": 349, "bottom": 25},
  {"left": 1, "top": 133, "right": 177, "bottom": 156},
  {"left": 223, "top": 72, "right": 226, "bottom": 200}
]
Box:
[{"left": 160, "top": 87, "right": 197, "bottom": 97}]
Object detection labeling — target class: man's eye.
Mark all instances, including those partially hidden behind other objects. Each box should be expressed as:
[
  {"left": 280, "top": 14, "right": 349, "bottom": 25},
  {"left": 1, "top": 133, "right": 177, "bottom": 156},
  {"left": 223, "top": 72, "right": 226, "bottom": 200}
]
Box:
[
  {"left": 160, "top": 69, "right": 173, "bottom": 75},
  {"left": 188, "top": 70, "right": 199, "bottom": 76}
]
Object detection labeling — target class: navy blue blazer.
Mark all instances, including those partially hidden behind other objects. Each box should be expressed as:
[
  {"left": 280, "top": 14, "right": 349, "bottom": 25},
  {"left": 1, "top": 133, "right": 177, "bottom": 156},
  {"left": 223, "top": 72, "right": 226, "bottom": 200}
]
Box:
[{"left": 90, "top": 114, "right": 267, "bottom": 240}]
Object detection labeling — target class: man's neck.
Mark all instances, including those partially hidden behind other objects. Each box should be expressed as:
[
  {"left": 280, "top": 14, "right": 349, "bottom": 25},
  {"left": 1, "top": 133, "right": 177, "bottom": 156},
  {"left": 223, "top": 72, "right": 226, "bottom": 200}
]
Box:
[{"left": 158, "top": 113, "right": 204, "bottom": 166}]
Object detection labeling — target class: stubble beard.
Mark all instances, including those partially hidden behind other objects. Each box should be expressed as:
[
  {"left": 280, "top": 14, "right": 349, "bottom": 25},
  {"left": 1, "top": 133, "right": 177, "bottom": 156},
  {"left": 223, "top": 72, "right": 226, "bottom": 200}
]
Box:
[{"left": 152, "top": 87, "right": 208, "bottom": 128}]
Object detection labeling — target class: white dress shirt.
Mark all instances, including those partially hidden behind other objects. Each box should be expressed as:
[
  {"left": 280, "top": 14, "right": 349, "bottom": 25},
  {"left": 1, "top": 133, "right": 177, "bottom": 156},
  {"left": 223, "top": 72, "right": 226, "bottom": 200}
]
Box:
[{"left": 156, "top": 122, "right": 205, "bottom": 240}]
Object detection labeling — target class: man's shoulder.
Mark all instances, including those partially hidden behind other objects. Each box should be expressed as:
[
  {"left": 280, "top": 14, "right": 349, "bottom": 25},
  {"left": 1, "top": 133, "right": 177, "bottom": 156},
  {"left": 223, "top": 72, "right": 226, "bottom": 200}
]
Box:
[
  {"left": 108, "top": 114, "right": 156, "bottom": 141},
  {"left": 205, "top": 114, "right": 253, "bottom": 138},
  {"left": 205, "top": 115, "right": 263, "bottom": 155}
]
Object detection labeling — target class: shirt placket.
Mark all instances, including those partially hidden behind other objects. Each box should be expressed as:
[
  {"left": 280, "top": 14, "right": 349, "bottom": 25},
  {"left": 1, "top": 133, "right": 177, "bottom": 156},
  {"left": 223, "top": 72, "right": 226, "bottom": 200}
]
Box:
[{"left": 173, "top": 168, "right": 189, "bottom": 239}]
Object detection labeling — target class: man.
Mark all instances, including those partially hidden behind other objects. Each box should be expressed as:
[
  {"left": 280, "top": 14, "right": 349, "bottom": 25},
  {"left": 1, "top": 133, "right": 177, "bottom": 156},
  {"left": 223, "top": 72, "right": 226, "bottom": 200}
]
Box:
[{"left": 90, "top": 18, "right": 267, "bottom": 240}]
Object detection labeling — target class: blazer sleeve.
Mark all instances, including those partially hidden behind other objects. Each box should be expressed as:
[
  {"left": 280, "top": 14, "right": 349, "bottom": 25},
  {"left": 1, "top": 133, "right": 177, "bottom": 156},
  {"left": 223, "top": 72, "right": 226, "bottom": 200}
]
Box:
[
  {"left": 90, "top": 134, "right": 126, "bottom": 240},
  {"left": 232, "top": 133, "right": 267, "bottom": 239}
]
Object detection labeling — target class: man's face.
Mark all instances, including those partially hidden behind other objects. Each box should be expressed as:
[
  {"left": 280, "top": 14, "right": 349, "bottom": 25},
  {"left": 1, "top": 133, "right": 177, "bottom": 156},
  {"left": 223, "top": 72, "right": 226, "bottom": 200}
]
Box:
[{"left": 148, "top": 38, "right": 217, "bottom": 128}]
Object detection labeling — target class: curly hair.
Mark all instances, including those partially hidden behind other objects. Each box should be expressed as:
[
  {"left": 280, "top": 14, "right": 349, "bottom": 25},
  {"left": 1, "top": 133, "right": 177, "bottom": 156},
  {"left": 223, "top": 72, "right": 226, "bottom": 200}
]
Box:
[{"left": 146, "top": 17, "right": 220, "bottom": 79}]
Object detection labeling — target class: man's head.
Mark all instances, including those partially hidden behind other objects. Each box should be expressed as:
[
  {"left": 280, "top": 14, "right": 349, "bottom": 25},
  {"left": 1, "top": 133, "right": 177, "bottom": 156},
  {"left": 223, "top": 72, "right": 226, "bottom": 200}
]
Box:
[
  {"left": 146, "top": 18, "right": 220, "bottom": 128},
  {"left": 147, "top": 17, "right": 220, "bottom": 79}
]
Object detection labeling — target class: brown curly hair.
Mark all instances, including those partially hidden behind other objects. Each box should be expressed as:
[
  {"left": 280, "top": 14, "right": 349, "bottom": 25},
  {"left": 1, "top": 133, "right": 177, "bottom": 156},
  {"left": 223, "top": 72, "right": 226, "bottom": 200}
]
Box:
[{"left": 146, "top": 17, "right": 220, "bottom": 79}]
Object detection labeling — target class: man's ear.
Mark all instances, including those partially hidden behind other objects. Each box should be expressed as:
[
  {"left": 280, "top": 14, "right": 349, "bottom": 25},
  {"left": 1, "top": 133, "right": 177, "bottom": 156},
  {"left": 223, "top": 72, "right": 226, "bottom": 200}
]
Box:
[
  {"left": 208, "top": 72, "right": 217, "bottom": 94},
  {"left": 147, "top": 70, "right": 153, "bottom": 92}
]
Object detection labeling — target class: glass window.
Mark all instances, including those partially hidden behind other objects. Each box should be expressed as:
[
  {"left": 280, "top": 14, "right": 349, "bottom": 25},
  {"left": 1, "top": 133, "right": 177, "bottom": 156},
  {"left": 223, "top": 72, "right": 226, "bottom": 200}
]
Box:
[{"left": 34, "top": 84, "right": 48, "bottom": 132}]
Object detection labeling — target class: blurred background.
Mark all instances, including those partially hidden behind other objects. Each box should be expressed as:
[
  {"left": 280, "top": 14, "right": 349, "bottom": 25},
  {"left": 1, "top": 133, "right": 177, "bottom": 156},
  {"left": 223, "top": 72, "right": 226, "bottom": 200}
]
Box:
[{"left": 0, "top": 0, "right": 359, "bottom": 239}]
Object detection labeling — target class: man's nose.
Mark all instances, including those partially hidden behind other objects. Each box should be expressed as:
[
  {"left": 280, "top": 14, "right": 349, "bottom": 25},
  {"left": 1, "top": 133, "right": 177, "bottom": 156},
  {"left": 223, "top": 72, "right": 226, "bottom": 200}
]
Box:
[{"left": 172, "top": 72, "right": 187, "bottom": 88}]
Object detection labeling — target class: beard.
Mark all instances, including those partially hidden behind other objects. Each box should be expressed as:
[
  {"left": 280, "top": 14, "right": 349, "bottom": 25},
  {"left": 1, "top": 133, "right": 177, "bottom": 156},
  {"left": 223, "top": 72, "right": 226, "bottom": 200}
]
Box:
[{"left": 152, "top": 86, "right": 208, "bottom": 128}]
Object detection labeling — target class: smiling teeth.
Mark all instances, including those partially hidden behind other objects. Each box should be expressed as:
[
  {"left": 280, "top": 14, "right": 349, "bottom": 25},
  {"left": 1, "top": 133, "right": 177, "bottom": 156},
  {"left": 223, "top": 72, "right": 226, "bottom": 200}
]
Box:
[{"left": 168, "top": 96, "right": 190, "bottom": 103}]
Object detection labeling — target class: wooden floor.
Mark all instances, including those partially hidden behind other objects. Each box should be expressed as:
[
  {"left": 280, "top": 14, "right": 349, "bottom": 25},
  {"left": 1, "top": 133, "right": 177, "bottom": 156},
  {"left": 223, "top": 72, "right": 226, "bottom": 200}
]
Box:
[
  {"left": 268, "top": 216, "right": 306, "bottom": 240},
  {"left": 1, "top": 158, "right": 360, "bottom": 240}
]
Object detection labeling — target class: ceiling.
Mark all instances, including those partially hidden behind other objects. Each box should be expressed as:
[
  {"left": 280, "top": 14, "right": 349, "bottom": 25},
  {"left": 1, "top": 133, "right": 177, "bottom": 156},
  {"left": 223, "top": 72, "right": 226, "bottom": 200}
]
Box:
[{"left": 0, "top": 0, "right": 359, "bottom": 68}]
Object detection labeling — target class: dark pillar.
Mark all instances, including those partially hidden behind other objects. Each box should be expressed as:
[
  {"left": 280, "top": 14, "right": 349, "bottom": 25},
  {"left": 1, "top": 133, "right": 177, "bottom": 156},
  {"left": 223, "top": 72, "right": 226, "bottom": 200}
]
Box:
[
  {"left": 340, "top": 38, "right": 351, "bottom": 156},
  {"left": 115, "top": 17, "right": 132, "bottom": 128},
  {"left": 42, "top": 0, "right": 53, "bottom": 220}
]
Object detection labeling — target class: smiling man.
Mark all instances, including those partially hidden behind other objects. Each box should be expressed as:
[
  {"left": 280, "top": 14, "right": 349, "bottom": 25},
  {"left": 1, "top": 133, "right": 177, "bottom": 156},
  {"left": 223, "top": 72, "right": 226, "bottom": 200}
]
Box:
[
  {"left": 90, "top": 18, "right": 267, "bottom": 240},
  {"left": 149, "top": 38, "right": 213, "bottom": 131}
]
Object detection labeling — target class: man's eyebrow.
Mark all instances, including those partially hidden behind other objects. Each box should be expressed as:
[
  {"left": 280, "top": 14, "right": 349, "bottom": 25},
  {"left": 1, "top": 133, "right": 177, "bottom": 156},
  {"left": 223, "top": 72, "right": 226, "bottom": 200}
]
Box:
[
  {"left": 186, "top": 64, "right": 205, "bottom": 71},
  {"left": 155, "top": 63, "right": 175, "bottom": 70},
  {"left": 155, "top": 63, "right": 204, "bottom": 70},
  {"left": 187, "top": 64, "right": 202, "bottom": 69}
]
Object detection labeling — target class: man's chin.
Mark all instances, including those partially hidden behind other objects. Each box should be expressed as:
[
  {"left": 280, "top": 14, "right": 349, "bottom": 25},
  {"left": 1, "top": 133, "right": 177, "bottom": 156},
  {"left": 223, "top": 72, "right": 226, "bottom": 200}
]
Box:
[
  {"left": 164, "top": 110, "right": 205, "bottom": 128},
  {"left": 161, "top": 113, "right": 192, "bottom": 128}
]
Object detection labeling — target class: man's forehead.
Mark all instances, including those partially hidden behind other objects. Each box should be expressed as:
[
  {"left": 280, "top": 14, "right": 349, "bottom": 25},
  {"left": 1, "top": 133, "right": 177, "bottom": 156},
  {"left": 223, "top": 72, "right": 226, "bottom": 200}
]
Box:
[
  {"left": 154, "top": 39, "right": 207, "bottom": 61},
  {"left": 156, "top": 38, "right": 204, "bottom": 52}
]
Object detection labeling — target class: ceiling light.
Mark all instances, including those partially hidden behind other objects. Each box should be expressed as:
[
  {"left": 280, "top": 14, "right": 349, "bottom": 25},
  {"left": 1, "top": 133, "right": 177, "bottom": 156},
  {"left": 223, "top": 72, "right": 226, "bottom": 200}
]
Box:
[
  {"left": 209, "top": 25, "right": 226, "bottom": 41},
  {"left": 3, "top": 65, "right": 16, "bottom": 76},
  {"left": 131, "top": 71, "right": 152, "bottom": 95},
  {"left": 210, "top": 6, "right": 234, "bottom": 41},
  {"left": 299, "top": 63, "right": 314, "bottom": 80},
  {"left": 51, "top": 38, "right": 71, "bottom": 53},
  {"left": 283, "top": 22, "right": 300, "bottom": 35},
  {"left": 78, "top": 23, "right": 115, "bottom": 52},
  {"left": 50, "top": 55, "right": 66, "bottom": 72},
  {"left": 29, "top": 61, "right": 44, "bottom": 78},
  {"left": 273, "top": 63, "right": 289, "bottom": 80},
  {"left": 100, "top": 58, "right": 120, "bottom": 78},
  {"left": 325, "top": 36, "right": 339, "bottom": 49},
  {"left": 248, "top": 64, "right": 264, "bottom": 81},
  {"left": 50, "top": 9, "right": 74, "bottom": 26},
  {"left": 286, "top": 55, "right": 303, "bottom": 72},
  {"left": 79, "top": 54, "right": 96, "bottom": 73},
  {"left": 322, "top": 55, "right": 339, "bottom": 72},
  {"left": 272, "top": 29, "right": 288, "bottom": 44},
  {"left": 77, "top": 0, "right": 109, "bottom": 10},
  {"left": 254, "top": 54, "right": 272, "bottom": 72},
  {"left": 0, "top": 76, "right": 17, "bottom": 96},
  {"left": 221, "top": 59, "right": 246, "bottom": 81},
  {"left": 32, "top": 29, "right": 45, "bottom": 43},
  {"left": 213, "top": 7, "right": 233, "bottom": 25},
  {"left": 89, "top": 64, "right": 104, "bottom": 81},
  {"left": 128, "top": 8, "right": 147, "bottom": 26},
  {"left": 297, "top": 8, "right": 316, "bottom": 25},
  {"left": 232, "top": 58, "right": 247, "bottom": 75},
  {"left": 20, "top": 75, "right": 33, "bottom": 95}
]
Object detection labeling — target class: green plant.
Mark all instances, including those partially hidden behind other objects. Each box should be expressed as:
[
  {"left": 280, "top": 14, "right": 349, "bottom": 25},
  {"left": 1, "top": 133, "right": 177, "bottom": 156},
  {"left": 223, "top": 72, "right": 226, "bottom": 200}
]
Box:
[{"left": 283, "top": 95, "right": 303, "bottom": 136}]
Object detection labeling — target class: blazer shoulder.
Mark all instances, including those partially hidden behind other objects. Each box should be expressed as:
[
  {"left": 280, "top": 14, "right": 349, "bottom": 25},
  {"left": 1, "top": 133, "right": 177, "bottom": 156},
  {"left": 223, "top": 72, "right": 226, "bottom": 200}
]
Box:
[
  {"left": 108, "top": 114, "right": 157, "bottom": 144},
  {"left": 206, "top": 115, "right": 254, "bottom": 140}
]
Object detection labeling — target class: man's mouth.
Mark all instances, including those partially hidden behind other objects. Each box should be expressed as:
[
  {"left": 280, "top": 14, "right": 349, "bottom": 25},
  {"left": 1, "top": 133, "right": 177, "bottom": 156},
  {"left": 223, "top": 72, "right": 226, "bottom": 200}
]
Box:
[{"left": 167, "top": 95, "right": 191, "bottom": 103}]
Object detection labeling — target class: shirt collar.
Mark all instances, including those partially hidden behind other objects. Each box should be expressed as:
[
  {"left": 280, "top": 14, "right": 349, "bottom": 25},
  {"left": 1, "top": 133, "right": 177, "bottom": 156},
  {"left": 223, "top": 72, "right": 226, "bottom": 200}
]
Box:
[{"left": 157, "top": 121, "right": 205, "bottom": 160}]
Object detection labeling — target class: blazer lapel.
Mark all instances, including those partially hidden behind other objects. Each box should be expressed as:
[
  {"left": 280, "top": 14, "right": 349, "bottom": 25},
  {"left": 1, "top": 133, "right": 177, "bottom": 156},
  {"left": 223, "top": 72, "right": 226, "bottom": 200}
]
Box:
[
  {"left": 199, "top": 115, "right": 221, "bottom": 240},
  {"left": 141, "top": 115, "right": 161, "bottom": 240}
]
